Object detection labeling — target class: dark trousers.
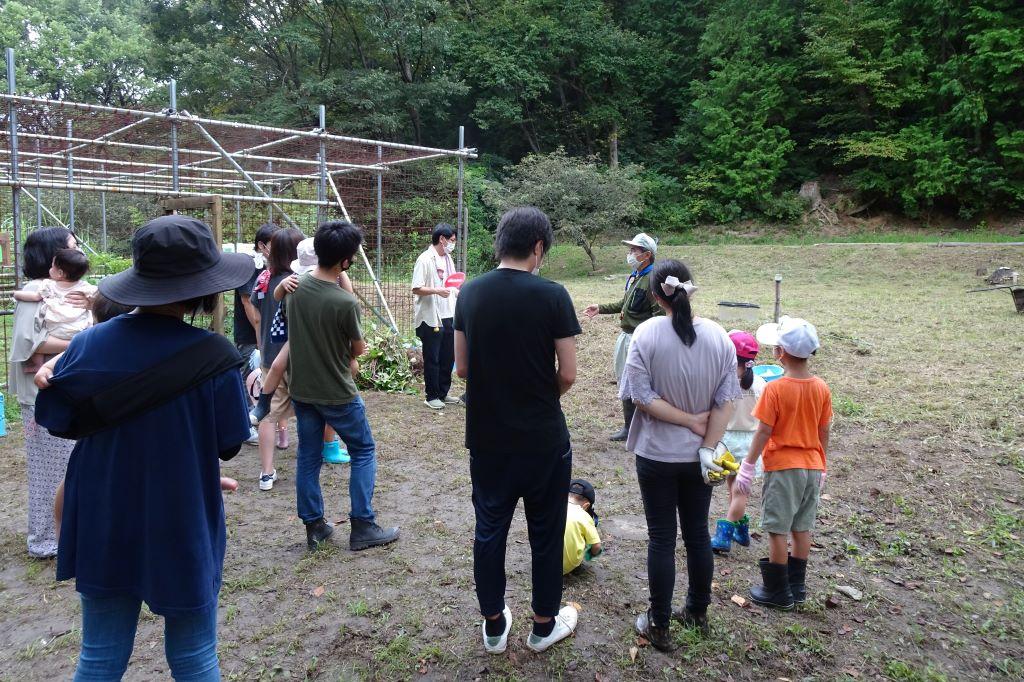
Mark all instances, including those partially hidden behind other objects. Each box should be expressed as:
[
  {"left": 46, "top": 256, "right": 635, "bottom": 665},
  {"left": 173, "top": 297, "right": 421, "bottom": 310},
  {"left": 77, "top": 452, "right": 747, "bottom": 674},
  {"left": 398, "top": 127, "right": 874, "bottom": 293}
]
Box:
[
  {"left": 416, "top": 319, "right": 454, "bottom": 401},
  {"left": 635, "top": 456, "right": 714, "bottom": 626},
  {"left": 471, "top": 443, "right": 572, "bottom": 618}
]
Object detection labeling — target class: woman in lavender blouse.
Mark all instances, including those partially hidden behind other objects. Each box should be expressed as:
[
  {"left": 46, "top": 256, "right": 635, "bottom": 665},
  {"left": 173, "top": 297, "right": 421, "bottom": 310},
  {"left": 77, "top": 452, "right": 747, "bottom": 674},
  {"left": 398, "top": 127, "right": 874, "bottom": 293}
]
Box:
[{"left": 619, "top": 259, "right": 740, "bottom": 651}]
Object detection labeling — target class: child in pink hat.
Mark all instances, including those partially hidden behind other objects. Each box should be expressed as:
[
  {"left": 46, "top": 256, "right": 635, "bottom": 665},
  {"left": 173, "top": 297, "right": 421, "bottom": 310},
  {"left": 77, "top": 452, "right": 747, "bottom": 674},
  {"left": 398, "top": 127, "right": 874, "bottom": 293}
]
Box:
[{"left": 710, "top": 330, "right": 766, "bottom": 554}]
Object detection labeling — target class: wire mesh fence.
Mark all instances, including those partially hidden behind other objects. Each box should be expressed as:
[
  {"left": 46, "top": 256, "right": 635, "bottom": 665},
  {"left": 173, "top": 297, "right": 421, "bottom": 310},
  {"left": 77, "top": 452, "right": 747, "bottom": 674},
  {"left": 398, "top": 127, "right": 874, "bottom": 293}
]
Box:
[{"left": 0, "top": 47, "right": 475, "bottom": 391}]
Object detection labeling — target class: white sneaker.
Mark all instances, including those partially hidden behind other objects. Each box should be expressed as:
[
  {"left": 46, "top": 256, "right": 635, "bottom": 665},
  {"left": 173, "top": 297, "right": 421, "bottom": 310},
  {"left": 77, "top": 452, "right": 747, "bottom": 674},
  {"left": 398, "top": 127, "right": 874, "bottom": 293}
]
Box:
[
  {"left": 424, "top": 399, "right": 445, "bottom": 410},
  {"left": 244, "top": 427, "right": 259, "bottom": 445},
  {"left": 442, "top": 395, "right": 461, "bottom": 405},
  {"left": 482, "top": 605, "right": 512, "bottom": 654},
  {"left": 258, "top": 469, "right": 277, "bottom": 491},
  {"left": 526, "top": 605, "right": 578, "bottom": 653}
]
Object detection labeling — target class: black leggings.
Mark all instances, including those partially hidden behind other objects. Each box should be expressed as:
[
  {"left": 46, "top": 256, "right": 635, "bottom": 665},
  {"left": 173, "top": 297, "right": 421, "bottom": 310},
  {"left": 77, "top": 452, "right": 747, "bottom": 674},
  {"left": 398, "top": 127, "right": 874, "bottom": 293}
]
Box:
[{"left": 635, "top": 456, "right": 714, "bottom": 626}]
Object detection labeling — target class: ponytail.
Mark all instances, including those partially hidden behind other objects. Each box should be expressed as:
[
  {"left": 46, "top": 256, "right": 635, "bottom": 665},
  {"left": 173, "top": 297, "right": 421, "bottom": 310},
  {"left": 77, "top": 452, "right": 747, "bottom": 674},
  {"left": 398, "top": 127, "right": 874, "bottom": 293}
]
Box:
[
  {"left": 740, "top": 362, "right": 754, "bottom": 389},
  {"left": 651, "top": 259, "right": 697, "bottom": 347}
]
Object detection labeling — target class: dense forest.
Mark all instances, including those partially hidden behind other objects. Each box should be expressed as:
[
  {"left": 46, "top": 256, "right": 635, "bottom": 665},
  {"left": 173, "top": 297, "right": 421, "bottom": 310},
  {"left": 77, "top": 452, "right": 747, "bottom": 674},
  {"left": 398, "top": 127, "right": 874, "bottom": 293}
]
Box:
[{"left": 2, "top": 0, "right": 1023, "bottom": 229}]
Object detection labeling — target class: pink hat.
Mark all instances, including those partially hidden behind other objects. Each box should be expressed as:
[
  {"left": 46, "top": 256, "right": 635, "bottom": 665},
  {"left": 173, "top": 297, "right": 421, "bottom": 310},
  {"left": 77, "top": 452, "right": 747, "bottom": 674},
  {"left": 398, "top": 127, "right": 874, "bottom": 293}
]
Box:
[{"left": 728, "top": 330, "right": 759, "bottom": 360}]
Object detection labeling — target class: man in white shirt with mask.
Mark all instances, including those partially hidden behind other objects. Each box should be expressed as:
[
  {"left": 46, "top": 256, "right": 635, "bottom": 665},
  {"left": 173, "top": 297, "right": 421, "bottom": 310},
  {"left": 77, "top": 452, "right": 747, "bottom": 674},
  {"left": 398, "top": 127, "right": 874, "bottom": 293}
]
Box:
[{"left": 412, "top": 223, "right": 460, "bottom": 409}]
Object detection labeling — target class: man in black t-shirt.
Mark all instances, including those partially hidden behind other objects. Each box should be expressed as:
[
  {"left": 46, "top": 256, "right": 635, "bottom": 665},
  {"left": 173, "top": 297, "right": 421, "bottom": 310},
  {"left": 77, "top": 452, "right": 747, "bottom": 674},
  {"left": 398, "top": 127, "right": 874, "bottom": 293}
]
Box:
[
  {"left": 454, "top": 207, "right": 582, "bottom": 655},
  {"left": 233, "top": 223, "right": 277, "bottom": 363}
]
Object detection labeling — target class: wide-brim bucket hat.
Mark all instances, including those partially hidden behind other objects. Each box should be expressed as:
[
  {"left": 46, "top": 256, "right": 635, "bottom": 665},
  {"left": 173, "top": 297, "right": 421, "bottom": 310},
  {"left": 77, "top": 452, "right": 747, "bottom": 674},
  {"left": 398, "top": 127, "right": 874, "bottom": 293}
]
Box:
[{"left": 99, "top": 215, "right": 254, "bottom": 306}]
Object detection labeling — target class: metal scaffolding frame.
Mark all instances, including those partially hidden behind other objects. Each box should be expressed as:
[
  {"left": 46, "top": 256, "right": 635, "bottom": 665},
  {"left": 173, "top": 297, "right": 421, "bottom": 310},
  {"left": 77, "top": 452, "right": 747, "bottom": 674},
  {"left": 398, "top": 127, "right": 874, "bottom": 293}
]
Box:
[{"left": 1, "top": 48, "right": 477, "bottom": 331}]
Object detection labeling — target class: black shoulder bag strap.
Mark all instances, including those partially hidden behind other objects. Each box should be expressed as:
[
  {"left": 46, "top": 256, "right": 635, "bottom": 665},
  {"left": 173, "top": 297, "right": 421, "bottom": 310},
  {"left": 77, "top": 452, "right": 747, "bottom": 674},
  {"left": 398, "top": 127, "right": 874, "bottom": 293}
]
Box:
[{"left": 49, "top": 334, "right": 243, "bottom": 440}]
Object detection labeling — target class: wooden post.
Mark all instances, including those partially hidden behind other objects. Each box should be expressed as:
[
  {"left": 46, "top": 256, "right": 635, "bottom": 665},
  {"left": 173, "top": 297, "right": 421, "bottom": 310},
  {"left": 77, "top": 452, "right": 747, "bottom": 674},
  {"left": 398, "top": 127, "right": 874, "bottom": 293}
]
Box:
[{"left": 774, "top": 274, "right": 782, "bottom": 322}]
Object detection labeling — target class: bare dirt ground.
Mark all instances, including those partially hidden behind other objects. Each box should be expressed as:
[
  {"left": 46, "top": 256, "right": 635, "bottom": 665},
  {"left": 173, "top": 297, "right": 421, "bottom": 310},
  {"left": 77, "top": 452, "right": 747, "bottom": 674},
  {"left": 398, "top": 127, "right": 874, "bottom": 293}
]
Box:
[{"left": 0, "top": 243, "right": 1021, "bottom": 681}]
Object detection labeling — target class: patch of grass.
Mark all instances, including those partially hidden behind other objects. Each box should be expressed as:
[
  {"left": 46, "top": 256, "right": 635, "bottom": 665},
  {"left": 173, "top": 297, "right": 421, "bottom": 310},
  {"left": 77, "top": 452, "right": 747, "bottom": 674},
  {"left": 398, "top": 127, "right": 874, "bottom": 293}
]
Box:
[
  {"left": 834, "top": 394, "right": 867, "bottom": 418},
  {"left": 883, "top": 659, "right": 949, "bottom": 681},
  {"left": 983, "top": 510, "right": 1024, "bottom": 559},
  {"left": 784, "top": 623, "right": 830, "bottom": 659},
  {"left": 373, "top": 632, "right": 415, "bottom": 676},
  {"left": 347, "top": 598, "right": 370, "bottom": 617},
  {"left": 221, "top": 566, "right": 276, "bottom": 594}
]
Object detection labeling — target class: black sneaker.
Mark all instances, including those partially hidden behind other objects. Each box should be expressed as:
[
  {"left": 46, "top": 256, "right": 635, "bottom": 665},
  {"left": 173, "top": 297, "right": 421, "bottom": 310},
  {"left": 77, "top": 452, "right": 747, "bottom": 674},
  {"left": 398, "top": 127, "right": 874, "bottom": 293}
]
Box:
[
  {"left": 305, "top": 517, "right": 334, "bottom": 551},
  {"left": 349, "top": 518, "right": 399, "bottom": 551},
  {"left": 672, "top": 607, "right": 710, "bottom": 635},
  {"left": 635, "top": 609, "right": 674, "bottom": 652}
]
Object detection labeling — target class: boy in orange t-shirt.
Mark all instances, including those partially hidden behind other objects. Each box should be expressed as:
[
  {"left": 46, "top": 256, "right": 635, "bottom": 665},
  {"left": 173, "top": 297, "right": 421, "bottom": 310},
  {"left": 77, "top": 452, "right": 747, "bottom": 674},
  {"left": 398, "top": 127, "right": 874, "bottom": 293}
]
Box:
[{"left": 734, "top": 316, "right": 831, "bottom": 610}]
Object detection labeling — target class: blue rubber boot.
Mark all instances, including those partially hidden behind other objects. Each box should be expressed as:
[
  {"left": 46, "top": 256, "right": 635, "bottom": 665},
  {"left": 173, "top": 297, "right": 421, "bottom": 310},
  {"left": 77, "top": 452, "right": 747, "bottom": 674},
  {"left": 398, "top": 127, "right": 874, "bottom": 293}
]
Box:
[
  {"left": 732, "top": 515, "right": 751, "bottom": 547},
  {"left": 711, "top": 519, "right": 733, "bottom": 554},
  {"left": 322, "top": 437, "right": 350, "bottom": 464}
]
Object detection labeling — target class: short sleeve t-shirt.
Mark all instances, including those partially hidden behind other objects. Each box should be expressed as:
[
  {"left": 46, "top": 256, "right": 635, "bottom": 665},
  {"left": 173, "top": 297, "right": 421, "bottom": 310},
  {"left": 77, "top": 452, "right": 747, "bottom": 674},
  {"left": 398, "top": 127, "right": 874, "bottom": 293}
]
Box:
[
  {"left": 752, "top": 375, "right": 832, "bottom": 471},
  {"left": 411, "top": 246, "right": 456, "bottom": 327},
  {"left": 250, "top": 271, "right": 289, "bottom": 368},
  {"left": 233, "top": 259, "right": 260, "bottom": 345},
  {"left": 563, "top": 503, "right": 601, "bottom": 574},
  {"left": 454, "top": 268, "right": 582, "bottom": 453},
  {"left": 286, "top": 274, "right": 363, "bottom": 405},
  {"left": 33, "top": 313, "right": 251, "bottom": 615}
]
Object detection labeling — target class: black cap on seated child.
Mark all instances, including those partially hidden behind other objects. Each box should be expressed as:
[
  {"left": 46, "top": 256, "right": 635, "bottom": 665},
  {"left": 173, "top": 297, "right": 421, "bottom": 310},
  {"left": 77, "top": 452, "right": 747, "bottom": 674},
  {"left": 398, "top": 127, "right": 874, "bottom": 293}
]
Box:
[{"left": 569, "top": 479, "right": 597, "bottom": 519}]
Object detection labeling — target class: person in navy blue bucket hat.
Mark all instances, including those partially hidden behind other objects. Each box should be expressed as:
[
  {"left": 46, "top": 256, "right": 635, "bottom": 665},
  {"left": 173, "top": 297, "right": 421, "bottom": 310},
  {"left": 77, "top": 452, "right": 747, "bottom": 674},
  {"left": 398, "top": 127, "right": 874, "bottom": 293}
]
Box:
[{"left": 35, "top": 215, "right": 253, "bottom": 681}]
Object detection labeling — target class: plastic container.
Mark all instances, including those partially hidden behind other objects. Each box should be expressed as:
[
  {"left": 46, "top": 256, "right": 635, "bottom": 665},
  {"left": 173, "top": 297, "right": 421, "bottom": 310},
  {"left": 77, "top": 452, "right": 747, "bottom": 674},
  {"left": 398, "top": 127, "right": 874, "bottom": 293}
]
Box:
[
  {"left": 753, "top": 364, "right": 784, "bottom": 382},
  {"left": 717, "top": 301, "right": 761, "bottom": 322},
  {"left": 0, "top": 392, "right": 6, "bottom": 437}
]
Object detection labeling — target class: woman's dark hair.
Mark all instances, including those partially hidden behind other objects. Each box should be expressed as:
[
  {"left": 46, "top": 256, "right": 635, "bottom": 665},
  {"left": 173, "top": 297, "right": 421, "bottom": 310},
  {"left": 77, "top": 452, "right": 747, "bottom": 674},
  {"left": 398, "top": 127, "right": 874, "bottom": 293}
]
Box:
[
  {"left": 254, "top": 223, "right": 278, "bottom": 249},
  {"left": 431, "top": 223, "right": 456, "bottom": 245},
  {"left": 494, "top": 207, "right": 552, "bottom": 260},
  {"left": 739, "top": 357, "right": 754, "bottom": 390},
  {"left": 23, "top": 227, "right": 74, "bottom": 280},
  {"left": 314, "top": 221, "right": 363, "bottom": 268},
  {"left": 92, "top": 293, "right": 133, "bottom": 324},
  {"left": 178, "top": 294, "right": 219, "bottom": 316},
  {"left": 54, "top": 248, "right": 90, "bottom": 282},
  {"left": 267, "top": 227, "right": 304, "bottom": 275},
  {"left": 651, "top": 259, "right": 697, "bottom": 347}
]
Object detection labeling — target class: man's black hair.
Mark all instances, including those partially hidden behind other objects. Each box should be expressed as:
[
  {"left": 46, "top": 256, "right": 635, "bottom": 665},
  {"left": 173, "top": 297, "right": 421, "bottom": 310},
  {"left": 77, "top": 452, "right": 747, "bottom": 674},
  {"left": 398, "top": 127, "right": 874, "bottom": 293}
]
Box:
[
  {"left": 314, "top": 221, "right": 363, "bottom": 269},
  {"left": 493, "top": 207, "right": 552, "bottom": 261},
  {"left": 23, "top": 227, "right": 74, "bottom": 280},
  {"left": 254, "top": 223, "right": 278, "bottom": 249},
  {"left": 54, "top": 248, "right": 90, "bottom": 282},
  {"left": 431, "top": 223, "right": 456, "bottom": 245}
]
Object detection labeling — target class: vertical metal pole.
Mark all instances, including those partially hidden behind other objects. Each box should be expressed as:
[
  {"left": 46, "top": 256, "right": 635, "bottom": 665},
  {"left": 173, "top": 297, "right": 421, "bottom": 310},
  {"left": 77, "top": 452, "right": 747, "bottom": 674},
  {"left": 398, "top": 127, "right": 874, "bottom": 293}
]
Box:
[
  {"left": 774, "top": 274, "right": 782, "bottom": 323},
  {"left": 34, "top": 138, "right": 41, "bottom": 228},
  {"left": 169, "top": 79, "right": 180, "bottom": 192},
  {"left": 235, "top": 200, "right": 241, "bottom": 252},
  {"left": 6, "top": 48, "right": 22, "bottom": 288},
  {"left": 318, "top": 105, "right": 327, "bottom": 226},
  {"left": 66, "top": 120, "right": 75, "bottom": 231},
  {"left": 376, "top": 145, "right": 383, "bottom": 275},
  {"left": 266, "top": 162, "right": 274, "bottom": 223},
  {"left": 99, "top": 160, "right": 107, "bottom": 250},
  {"left": 456, "top": 125, "right": 466, "bottom": 272}
]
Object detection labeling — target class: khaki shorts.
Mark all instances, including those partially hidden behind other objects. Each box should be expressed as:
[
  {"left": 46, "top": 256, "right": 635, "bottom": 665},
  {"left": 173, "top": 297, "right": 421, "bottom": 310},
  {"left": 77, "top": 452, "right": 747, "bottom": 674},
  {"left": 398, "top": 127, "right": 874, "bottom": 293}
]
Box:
[
  {"left": 761, "top": 469, "right": 822, "bottom": 534},
  {"left": 261, "top": 367, "right": 294, "bottom": 422}
]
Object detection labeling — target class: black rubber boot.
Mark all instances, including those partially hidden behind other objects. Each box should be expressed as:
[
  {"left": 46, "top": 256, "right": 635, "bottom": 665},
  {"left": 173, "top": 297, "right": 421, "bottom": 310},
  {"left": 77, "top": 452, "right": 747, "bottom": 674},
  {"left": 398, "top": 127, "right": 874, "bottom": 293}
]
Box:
[
  {"left": 635, "top": 609, "right": 675, "bottom": 651},
  {"left": 788, "top": 555, "right": 807, "bottom": 605},
  {"left": 749, "top": 558, "right": 795, "bottom": 610},
  {"left": 305, "top": 517, "right": 334, "bottom": 551},
  {"left": 349, "top": 518, "right": 400, "bottom": 551},
  {"left": 610, "top": 400, "right": 636, "bottom": 442}
]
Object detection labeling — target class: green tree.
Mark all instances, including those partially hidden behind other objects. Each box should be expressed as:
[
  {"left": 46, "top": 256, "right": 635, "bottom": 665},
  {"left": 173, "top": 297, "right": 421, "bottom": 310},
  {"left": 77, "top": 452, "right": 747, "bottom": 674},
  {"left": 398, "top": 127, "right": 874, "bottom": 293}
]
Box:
[{"left": 491, "top": 148, "right": 643, "bottom": 270}]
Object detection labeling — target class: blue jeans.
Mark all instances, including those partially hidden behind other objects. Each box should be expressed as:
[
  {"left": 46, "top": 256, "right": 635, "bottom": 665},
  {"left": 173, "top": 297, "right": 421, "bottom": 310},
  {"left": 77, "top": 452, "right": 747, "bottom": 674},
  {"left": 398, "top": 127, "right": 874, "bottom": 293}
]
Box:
[
  {"left": 293, "top": 397, "right": 377, "bottom": 524},
  {"left": 75, "top": 593, "right": 218, "bottom": 681}
]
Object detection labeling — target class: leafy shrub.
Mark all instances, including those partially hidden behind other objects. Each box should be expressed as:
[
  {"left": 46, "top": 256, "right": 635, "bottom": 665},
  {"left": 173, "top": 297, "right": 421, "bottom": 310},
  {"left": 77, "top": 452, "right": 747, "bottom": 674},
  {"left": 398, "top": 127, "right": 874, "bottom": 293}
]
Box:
[{"left": 356, "top": 324, "right": 418, "bottom": 394}]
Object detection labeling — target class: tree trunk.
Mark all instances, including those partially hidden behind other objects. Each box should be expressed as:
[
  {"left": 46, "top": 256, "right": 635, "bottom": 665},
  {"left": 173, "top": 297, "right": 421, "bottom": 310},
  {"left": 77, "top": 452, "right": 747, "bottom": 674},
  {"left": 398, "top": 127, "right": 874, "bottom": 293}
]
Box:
[
  {"left": 609, "top": 123, "right": 619, "bottom": 169},
  {"left": 582, "top": 240, "right": 598, "bottom": 271}
]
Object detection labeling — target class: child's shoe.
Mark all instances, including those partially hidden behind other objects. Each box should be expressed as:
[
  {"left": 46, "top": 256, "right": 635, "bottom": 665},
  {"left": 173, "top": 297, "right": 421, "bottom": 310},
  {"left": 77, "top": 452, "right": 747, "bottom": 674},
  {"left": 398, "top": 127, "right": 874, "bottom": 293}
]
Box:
[
  {"left": 749, "top": 558, "right": 795, "bottom": 610},
  {"left": 732, "top": 515, "right": 751, "bottom": 547},
  {"left": 322, "top": 437, "right": 350, "bottom": 464},
  {"left": 710, "top": 519, "right": 733, "bottom": 554},
  {"left": 276, "top": 426, "right": 288, "bottom": 450},
  {"left": 788, "top": 555, "right": 807, "bottom": 605}
]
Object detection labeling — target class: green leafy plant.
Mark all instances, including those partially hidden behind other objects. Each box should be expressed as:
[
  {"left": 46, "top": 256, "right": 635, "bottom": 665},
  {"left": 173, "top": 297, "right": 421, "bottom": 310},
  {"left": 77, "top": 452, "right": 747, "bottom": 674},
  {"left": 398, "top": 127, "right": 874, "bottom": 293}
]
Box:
[{"left": 356, "top": 324, "right": 418, "bottom": 394}]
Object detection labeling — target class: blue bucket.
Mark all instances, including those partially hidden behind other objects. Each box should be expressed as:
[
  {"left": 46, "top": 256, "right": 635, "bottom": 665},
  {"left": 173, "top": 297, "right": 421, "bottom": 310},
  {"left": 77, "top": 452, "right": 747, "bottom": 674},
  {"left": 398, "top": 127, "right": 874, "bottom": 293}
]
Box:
[{"left": 753, "top": 364, "right": 784, "bottom": 382}]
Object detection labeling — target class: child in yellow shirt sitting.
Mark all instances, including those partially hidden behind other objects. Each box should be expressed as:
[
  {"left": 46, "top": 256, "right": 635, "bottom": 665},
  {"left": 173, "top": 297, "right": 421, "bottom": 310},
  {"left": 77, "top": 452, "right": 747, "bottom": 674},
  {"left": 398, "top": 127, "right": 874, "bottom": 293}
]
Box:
[{"left": 563, "top": 479, "right": 603, "bottom": 574}]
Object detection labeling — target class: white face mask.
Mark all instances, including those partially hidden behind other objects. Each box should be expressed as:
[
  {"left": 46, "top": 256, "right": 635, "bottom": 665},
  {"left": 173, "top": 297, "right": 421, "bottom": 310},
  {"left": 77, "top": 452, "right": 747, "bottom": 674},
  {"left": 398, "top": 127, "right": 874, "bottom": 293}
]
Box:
[
  {"left": 627, "top": 253, "right": 640, "bottom": 269},
  {"left": 444, "top": 241, "right": 455, "bottom": 255},
  {"left": 253, "top": 253, "right": 266, "bottom": 269}
]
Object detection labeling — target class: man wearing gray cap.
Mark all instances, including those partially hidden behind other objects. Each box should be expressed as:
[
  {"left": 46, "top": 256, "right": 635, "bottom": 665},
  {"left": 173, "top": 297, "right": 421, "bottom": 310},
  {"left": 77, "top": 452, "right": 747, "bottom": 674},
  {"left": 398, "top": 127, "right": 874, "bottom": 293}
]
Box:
[{"left": 583, "top": 232, "right": 662, "bottom": 441}]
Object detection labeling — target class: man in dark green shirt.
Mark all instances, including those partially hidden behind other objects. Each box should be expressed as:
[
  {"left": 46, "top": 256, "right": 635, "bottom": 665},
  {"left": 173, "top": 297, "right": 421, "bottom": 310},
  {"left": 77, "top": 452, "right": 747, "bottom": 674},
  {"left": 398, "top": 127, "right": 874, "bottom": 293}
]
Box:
[
  {"left": 583, "top": 232, "right": 661, "bottom": 441},
  {"left": 286, "top": 221, "right": 399, "bottom": 552}
]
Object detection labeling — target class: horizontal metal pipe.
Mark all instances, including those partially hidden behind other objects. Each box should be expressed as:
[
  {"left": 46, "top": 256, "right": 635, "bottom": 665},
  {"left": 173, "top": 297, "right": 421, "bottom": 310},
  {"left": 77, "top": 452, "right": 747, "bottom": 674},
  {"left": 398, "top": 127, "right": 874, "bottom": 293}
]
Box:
[
  {"left": 17, "top": 166, "right": 257, "bottom": 189},
  {"left": 0, "top": 177, "right": 330, "bottom": 206},
  {"left": 0, "top": 93, "right": 476, "bottom": 158}
]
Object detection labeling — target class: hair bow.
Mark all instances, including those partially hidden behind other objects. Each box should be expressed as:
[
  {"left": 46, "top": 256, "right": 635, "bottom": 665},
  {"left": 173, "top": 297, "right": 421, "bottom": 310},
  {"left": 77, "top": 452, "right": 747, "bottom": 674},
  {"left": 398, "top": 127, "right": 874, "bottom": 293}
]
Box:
[{"left": 661, "top": 275, "right": 698, "bottom": 297}]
